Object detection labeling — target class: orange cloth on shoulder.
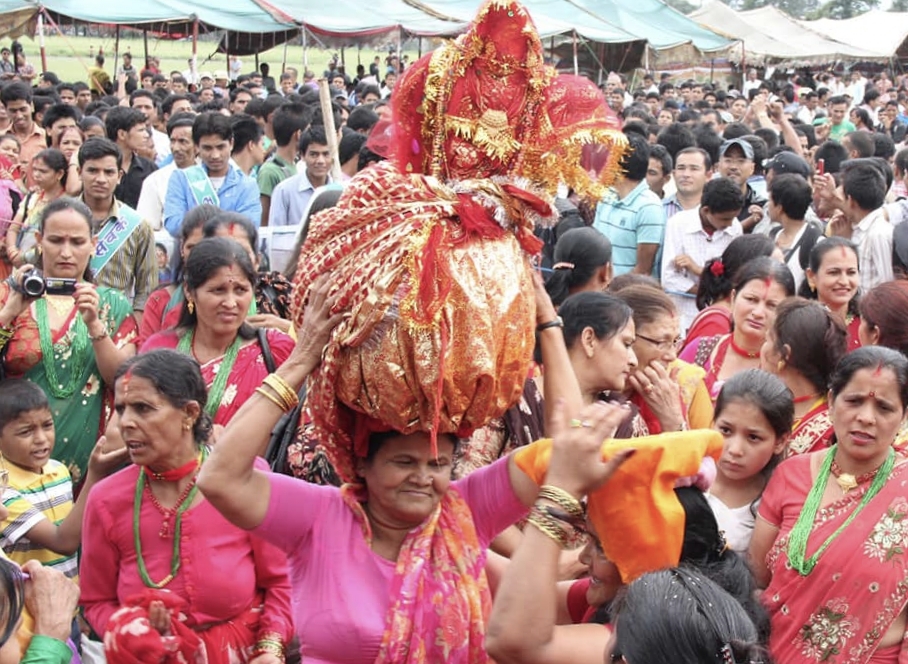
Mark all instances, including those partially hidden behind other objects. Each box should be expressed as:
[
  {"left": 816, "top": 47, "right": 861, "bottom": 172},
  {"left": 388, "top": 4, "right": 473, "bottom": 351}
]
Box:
[{"left": 514, "top": 429, "right": 723, "bottom": 583}]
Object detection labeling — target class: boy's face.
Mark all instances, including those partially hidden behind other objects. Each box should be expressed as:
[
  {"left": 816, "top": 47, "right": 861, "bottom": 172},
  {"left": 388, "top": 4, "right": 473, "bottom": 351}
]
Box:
[{"left": 0, "top": 408, "right": 55, "bottom": 474}]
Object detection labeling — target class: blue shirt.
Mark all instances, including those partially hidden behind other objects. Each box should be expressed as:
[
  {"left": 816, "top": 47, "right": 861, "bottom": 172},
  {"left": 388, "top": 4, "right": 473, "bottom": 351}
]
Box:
[
  {"left": 163, "top": 163, "right": 262, "bottom": 237},
  {"left": 593, "top": 180, "right": 665, "bottom": 276},
  {"left": 268, "top": 169, "right": 331, "bottom": 227}
]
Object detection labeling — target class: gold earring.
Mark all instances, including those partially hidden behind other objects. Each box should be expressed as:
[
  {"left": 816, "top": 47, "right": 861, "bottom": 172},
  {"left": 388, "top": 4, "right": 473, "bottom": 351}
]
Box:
[
  {"left": 777, "top": 360, "right": 786, "bottom": 373},
  {"left": 187, "top": 300, "right": 194, "bottom": 314}
]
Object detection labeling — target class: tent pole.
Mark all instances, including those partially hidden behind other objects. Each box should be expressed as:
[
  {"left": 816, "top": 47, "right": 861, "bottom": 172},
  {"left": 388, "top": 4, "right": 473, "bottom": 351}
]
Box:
[
  {"left": 572, "top": 30, "right": 578, "bottom": 76},
  {"left": 143, "top": 29, "right": 149, "bottom": 71},
  {"left": 113, "top": 25, "right": 120, "bottom": 80},
  {"left": 418, "top": 38, "right": 422, "bottom": 59},
  {"left": 741, "top": 40, "right": 746, "bottom": 91},
  {"left": 224, "top": 31, "right": 229, "bottom": 78},
  {"left": 302, "top": 28, "right": 308, "bottom": 71},
  {"left": 191, "top": 18, "right": 199, "bottom": 86},
  {"left": 341, "top": 46, "right": 345, "bottom": 69},
  {"left": 282, "top": 38, "right": 289, "bottom": 73},
  {"left": 38, "top": 13, "right": 47, "bottom": 73}
]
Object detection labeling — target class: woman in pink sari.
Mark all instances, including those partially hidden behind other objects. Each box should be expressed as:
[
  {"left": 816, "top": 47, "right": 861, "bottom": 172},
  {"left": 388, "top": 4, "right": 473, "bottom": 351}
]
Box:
[
  {"left": 750, "top": 346, "right": 908, "bottom": 664},
  {"left": 141, "top": 238, "right": 294, "bottom": 426}
]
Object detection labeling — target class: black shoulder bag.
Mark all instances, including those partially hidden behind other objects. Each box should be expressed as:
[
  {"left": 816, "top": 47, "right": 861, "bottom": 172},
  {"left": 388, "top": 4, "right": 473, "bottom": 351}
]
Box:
[{"left": 257, "top": 328, "right": 305, "bottom": 474}]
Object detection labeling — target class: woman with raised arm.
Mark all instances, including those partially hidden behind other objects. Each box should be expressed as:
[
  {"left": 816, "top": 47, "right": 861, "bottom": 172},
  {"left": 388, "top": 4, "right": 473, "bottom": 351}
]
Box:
[{"left": 199, "top": 276, "right": 627, "bottom": 664}]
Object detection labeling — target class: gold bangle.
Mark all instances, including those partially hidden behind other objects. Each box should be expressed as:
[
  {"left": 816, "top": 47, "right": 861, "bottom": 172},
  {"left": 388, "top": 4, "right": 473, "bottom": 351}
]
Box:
[
  {"left": 89, "top": 329, "right": 108, "bottom": 342},
  {"left": 255, "top": 386, "right": 290, "bottom": 412},
  {"left": 527, "top": 511, "right": 571, "bottom": 548},
  {"left": 537, "top": 485, "right": 584, "bottom": 520},
  {"left": 260, "top": 378, "right": 296, "bottom": 412},
  {"left": 263, "top": 374, "right": 299, "bottom": 410}
]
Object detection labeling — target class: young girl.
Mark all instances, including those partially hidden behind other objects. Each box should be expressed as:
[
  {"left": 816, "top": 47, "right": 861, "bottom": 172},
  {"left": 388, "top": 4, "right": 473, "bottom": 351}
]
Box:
[{"left": 707, "top": 369, "right": 793, "bottom": 553}]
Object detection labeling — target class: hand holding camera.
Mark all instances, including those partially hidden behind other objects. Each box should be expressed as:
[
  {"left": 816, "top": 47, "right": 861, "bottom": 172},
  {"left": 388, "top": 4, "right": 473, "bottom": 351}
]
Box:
[{"left": 1, "top": 266, "right": 81, "bottom": 326}]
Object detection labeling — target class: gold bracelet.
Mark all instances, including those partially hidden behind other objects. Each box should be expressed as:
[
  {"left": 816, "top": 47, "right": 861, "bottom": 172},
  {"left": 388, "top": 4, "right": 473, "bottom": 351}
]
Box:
[
  {"left": 255, "top": 386, "right": 290, "bottom": 412},
  {"left": 527, "top": 512, "right": 571, "bottom": 548},
  {"left": 537, "top": 485, "right": 584, "bottom": 520},
  {"left": 260, "top": 377, "right": 297, "bottom": 412},
  {"left": 263, "top": 374, "right": 299, "bottom": 410},
  {"left": 88, "top": 329, "right": 108, "bottom": 342},
  {"left": 252, "top": 636, "right": 285, "bottom": 658}
]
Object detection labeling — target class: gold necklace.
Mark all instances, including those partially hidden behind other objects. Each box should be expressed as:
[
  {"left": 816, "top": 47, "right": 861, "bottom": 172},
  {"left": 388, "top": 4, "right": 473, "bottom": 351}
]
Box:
[{"left": 44, "top": 295, "right": 74, "bottom": 317}]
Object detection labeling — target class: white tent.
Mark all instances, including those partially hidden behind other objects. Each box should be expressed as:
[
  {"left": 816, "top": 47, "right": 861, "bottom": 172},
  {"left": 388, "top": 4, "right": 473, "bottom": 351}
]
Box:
[
  {"left": 690, "top": 1, "right": 883, "bottom": 65},
  {"left": 800, "top": 10, "right": 908, "bottom": 60}
]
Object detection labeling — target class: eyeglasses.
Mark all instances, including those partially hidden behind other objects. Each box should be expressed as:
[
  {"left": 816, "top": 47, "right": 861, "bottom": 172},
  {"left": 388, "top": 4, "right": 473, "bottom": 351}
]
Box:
[{"left": 635, "top": 333, "right": 682, "bottom": 352}]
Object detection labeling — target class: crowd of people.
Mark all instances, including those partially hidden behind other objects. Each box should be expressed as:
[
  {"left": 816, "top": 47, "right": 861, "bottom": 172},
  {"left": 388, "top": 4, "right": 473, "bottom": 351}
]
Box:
[{"left": 0, "top": 2, "right": 905, "bottom": 663}]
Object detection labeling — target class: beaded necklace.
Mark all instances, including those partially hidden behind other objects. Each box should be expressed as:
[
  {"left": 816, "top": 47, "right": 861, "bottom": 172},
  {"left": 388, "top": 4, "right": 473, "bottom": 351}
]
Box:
[
  {"left": 787, "top": 445, "right": 894, "bottom": 576},
  {"left": 35, "top": 298, "right": 91, "bottom": 399},
  {"left": 133, "top": 448, "right": 207, "bottom": 589},
  {"left": 176, "top": 330, "right": 242, "bottom": 416}
]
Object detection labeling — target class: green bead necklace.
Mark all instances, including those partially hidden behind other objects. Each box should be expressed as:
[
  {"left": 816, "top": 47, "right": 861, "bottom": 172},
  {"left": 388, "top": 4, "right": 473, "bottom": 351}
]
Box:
[
  {"left": 176, "top": 329, "right": 242, "bottom": 417},
  {"left": 787, "top": 445, "right": 894, "bottom": 576},
  {"left": 133, "top": 448, "right": 207, "bottom": 589},
  {"left": 35, "top": 298, "right": 92, "bottom": 399}
]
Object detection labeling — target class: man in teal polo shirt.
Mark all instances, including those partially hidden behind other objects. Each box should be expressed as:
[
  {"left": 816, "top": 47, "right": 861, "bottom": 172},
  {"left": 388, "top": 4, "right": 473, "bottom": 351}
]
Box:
[{"left": 593, "top": 131, "right": 665, "bottom": 277}]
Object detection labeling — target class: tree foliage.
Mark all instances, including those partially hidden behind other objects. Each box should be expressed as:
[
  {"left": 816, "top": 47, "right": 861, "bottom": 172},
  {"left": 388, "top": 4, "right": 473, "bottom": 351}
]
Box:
[
  {"left": 818, "top": 0, "right": 879, "bottom": 18},
  {"left": 664, "top": 0, "right": 699, "bottom": 13}
]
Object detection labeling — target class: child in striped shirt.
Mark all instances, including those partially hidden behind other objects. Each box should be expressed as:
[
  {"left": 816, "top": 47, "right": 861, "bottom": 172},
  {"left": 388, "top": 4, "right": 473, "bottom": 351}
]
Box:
[{"left": 0, "top": 379, "right": 126, "bottom": 579}]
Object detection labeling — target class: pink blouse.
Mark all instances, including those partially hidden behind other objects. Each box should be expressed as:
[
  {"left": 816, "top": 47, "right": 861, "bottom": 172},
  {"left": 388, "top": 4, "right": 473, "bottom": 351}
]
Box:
[
  {"left": 253, "top": 458, "right": 526, "bottom": 664},
  {"left": 81, "top": 463, "right": 293, "bottom": 641}
]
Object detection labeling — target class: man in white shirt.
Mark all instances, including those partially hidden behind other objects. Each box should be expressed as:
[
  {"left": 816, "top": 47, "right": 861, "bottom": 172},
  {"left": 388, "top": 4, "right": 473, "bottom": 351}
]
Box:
[
  {"left": 796, "top": 90, "right": 818, "bottom": 124},
  {"left": 137, "top": 113, "right": 197, "bottom": 230},
  {"left": 661, "top": 177, "right": 744, "bottom": 331},
  {"left": 833, "top": 161, "right": 893, "bottom": 292},
  {"left": 268, "top": 126, "right": 332, "bottom": 227}
]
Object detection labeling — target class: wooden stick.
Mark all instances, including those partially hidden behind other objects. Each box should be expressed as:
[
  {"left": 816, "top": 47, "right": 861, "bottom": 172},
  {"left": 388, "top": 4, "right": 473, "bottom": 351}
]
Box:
[{"left": 317, "top": 78, "right": 342, "bottom": 182}]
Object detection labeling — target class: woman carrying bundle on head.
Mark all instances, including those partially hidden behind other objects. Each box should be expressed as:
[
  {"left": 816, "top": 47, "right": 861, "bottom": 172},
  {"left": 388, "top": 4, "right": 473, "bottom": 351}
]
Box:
[{"left": 201, "top": 0, "right": 632, "bottom": 659}]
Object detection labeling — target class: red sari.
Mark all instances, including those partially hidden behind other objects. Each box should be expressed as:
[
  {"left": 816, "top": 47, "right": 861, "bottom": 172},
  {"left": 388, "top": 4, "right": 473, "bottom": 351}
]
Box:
[
  {"left": 140, "top": 329, "right": 294, "bottom": 426},
  {"left": 759, "top": 454, "right": 908, "bottom": 663},
  {"left": 786, "top": 399, "right": 834, "bottom": 457}
]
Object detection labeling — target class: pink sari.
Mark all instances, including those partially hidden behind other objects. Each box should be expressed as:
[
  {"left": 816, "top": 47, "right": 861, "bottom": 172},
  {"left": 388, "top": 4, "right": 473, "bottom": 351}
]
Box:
[
  {"left": 760, "top": 455, "right": 908, "bottom": 663},
  {"left": 341, "top": 484, "right": 492, "bottom": 664}
]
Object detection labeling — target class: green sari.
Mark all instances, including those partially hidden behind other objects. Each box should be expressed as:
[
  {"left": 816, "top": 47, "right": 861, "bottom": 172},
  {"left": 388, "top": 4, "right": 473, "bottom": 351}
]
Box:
[{"left": 0, "top": 283, "right": 138, "bottom": 483}]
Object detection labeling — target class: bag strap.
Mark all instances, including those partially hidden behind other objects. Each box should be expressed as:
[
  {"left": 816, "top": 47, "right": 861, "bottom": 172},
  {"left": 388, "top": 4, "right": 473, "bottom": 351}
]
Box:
[{"left": 257, "top": 328, "right": 276, "bottom": 374}]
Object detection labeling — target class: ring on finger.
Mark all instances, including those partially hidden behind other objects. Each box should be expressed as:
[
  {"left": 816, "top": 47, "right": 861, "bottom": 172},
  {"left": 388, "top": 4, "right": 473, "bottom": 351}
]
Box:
[
  {"left": 570, "top": 418, "right": 593, "bottom": 428},
  {"left": 644, "top": 384, "right": 655, "bottom": 395}
]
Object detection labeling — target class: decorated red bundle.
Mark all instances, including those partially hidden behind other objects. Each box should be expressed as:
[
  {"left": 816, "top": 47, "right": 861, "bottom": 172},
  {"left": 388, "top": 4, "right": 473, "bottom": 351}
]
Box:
[{"left": 291, "top": 0, "right": 627, "bottom": 482}]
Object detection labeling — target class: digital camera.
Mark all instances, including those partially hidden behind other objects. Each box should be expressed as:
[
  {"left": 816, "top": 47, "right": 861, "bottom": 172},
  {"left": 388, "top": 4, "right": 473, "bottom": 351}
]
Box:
[{"left": 16, "top": 270, "right": 78, "bottom": 298}]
